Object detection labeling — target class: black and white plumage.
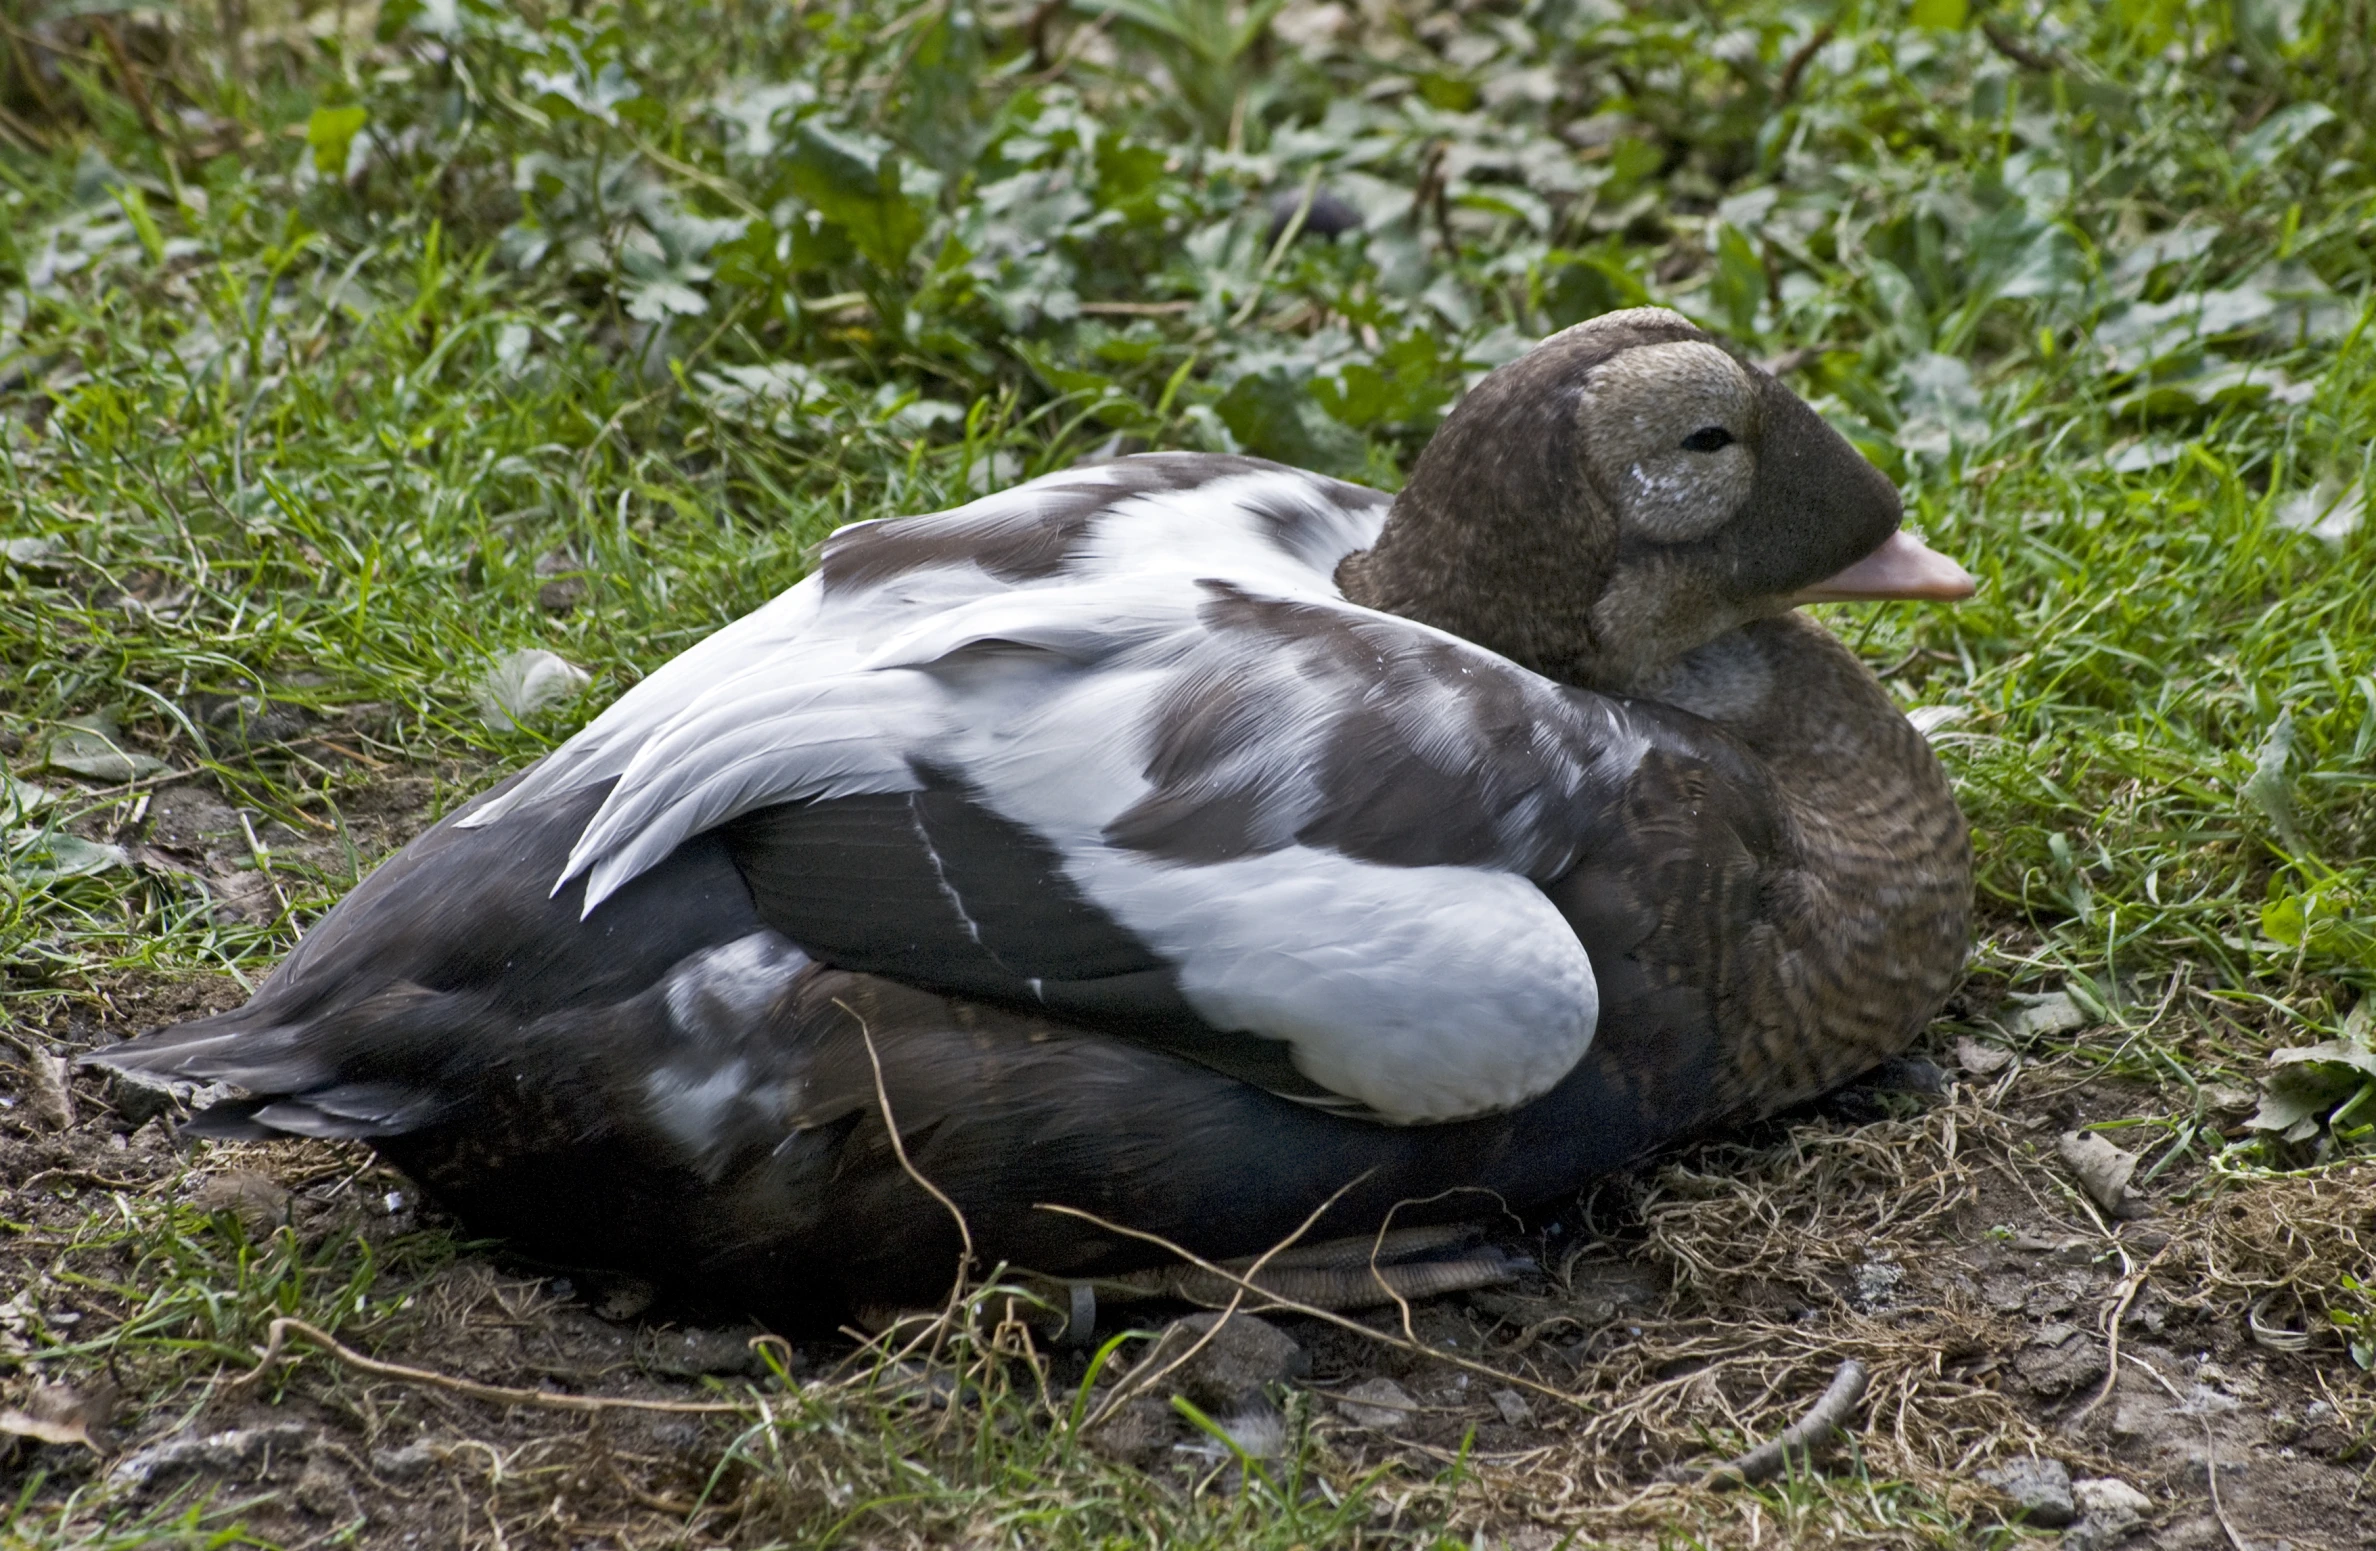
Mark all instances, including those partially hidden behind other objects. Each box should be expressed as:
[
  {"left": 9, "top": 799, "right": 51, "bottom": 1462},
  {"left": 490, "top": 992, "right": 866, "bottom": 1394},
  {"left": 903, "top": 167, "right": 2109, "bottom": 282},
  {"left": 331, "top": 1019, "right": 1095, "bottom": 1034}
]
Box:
[
  {"left": 457, "top": 453, "right": 1648, "bottom": 1123},
  {"left": 92, "top": 308, "right": 1979, "bottom": 1320}
]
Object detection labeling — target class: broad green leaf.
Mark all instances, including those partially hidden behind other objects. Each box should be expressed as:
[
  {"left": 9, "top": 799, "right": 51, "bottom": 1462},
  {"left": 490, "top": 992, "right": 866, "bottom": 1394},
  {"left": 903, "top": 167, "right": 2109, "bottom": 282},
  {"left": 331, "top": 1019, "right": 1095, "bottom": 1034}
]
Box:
[
  {"left": 1895, "top": 353, "right": 1990, "bottom": 458},
  {"left": 1709, "top": 223, "right": 1766, "bottom": 341},
  {"left": 624, "top": 280, "right": 709, "bottom": 322},
  {"left": 6, "top": 830, "right": 130, "bottom": 883},
  {"left": 2261, "top": 868, "right": 2376, "bottom": 971},
  {"left": 40, "top": 714, "right": 168, "bottom": 781},
  {"left": 2241, "top": 710, "right": 2305, "bottom": 852},
  {"left": 0, "top": 772, "right": 54, "bottom": 823},
  {"left": 2251, "top": 1039, "right": 2376, "bottom": 1145},
  {"left": 1314, "top": 331, "right": 1455, "bottom": 431},
  {"left": 522, "top": 62, "right": 644, "bottom": 126},
  {"left": 1216, "top": 370, "right": 1366, "bottom": 479},
  {"left": 306, "top": 105, "right": 369, "bottom": 178},
  {"left": 2270, "top": 1041, "right": 2376, "bottom": 1081},
  {"left": 788, "top": 124, "right": 928, "bottom": 274},
  {"left": 1539, "top": 249, "right": 1651, "bottom": 329},
  {"left": 2238, "top": 103, "right": 2337, "bottom": 176},
  {"left": 1416, "top": 73, "right": 1479, "bottom": 112}
]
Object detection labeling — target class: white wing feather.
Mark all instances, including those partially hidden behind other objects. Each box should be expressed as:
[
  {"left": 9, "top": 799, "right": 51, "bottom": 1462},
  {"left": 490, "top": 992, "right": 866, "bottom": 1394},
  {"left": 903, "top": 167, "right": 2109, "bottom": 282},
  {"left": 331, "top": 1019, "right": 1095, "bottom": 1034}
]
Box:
[{"left": 464, "top": 459, "right": 1622, "bottom": 1122}]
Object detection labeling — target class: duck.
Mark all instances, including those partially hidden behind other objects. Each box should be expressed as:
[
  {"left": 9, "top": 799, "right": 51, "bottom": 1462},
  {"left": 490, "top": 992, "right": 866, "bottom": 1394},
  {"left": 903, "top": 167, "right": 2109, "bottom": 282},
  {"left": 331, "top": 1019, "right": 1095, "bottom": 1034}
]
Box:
[{"left": 91, "top": 307, "right": 1976, "bottom": 1325}]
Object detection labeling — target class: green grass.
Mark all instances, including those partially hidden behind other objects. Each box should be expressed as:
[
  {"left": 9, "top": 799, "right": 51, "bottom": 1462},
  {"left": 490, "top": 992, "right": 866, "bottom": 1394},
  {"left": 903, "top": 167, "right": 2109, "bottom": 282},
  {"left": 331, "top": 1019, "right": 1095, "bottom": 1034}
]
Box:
[{"left": 4, "top": 0, "right": 2375, "bottom": 1543}]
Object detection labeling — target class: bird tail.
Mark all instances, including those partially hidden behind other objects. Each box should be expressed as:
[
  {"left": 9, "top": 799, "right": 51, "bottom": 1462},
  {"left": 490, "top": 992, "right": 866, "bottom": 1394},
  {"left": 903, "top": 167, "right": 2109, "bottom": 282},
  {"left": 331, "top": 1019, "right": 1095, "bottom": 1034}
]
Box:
[{"left": 81, "top": 982, "right": 484, "bottom": 1140}]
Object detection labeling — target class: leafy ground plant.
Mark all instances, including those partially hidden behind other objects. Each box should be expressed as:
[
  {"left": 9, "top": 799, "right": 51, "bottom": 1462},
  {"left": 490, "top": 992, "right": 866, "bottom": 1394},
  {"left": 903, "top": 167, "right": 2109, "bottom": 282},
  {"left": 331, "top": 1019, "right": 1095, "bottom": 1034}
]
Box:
[{"left": 3, "top": 0, "right": 2375, "bottom": 1545}]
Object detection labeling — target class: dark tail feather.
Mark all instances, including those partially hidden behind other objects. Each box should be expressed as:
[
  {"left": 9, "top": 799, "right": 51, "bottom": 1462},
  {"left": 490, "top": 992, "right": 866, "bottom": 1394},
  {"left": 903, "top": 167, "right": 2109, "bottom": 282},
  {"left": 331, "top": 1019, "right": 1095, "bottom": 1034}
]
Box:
[{"left": 82, "top": 981, "right": 492, "bottom": 1141}]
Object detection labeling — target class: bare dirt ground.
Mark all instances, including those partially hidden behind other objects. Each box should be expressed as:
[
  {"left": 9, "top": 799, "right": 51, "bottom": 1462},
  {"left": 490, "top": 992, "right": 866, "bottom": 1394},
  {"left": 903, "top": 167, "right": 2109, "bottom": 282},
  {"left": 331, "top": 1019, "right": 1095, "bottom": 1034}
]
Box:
[{"left": 4, "top": 774, "right": 2373, "bottom": 1549}]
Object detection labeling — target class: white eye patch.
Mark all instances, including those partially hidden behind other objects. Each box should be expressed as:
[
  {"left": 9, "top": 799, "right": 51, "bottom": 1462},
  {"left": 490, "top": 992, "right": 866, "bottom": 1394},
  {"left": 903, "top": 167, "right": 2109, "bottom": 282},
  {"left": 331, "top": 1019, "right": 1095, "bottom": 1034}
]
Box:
[{"left": 1576, "top": 340, "right": 1758, "bottom": 543}]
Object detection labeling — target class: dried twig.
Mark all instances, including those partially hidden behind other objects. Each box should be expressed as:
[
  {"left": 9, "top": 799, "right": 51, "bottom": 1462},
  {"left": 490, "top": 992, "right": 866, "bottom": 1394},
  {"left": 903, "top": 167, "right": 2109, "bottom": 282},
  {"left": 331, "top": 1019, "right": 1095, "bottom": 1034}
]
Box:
[
  {"left": 50, "top": 765, "right": 202, "bottom": 806},
  {"left": 1981, "top": 17, "right": 2060, "bottom": 72},
  {"left": 228, "top": 1317, "right": 750, "bottom": 1415},
  {"left": 1759, "top": 345, "right": 1823, "bottom": 378},
  {"left": 2068, "top": 1242, "right": 2170, "bottom": 1425},
  {"left": 1019, "top": 0, "right": 1066, "bottom": 67},
  {"left": 89, "top": 17, "right": 166, "bottom": 144},
  {"left": 1413, "top": 140, "right": 1457, "bottom": 256},
  {"left": 1082, "top": 1174, "right": 1370, "bottom": 1432},
  {"left": 1, "top": 18, "right": 65, "bottom": 130},
  {"left": 1364, "top": 1193, "right": 1517, "bottom": 1342},
  {"left": 841, "top": 1001, "right": 974, "bottom": 1312},
  {"left": 1036, "top": 1201, "right": 1585, "bottom": 1411},
  {"left": 1021, "top": 5, "right": 1113, "bottom": 86},
  {"left": 0, "top": 101, "right": 47, "bottom": 152},
  {"left": 1773, "top": 23, "right": 1835, "bottom": 103},
  {"left": 1229, "top": 170, "right": 1320, "bottom": 328},
  {"left": 20, "top": 1168, "right": 148, "bottom": 1194},
  {"left": 1701, "top": 1359, "right": 1869, "bottom": 1488}
]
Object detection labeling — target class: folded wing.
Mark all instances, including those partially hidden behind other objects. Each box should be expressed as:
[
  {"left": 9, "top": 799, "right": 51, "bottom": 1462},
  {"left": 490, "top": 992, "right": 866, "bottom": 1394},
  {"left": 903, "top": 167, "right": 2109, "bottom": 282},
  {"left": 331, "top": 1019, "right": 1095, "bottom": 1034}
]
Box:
[{"left": 465, "top": 455, "right": 1658, "bottom": 1122}]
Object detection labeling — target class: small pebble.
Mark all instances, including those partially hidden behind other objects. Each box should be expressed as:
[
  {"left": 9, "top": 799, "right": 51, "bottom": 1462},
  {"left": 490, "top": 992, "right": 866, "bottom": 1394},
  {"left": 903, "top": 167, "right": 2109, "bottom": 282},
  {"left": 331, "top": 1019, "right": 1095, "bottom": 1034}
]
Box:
[
  {"left": 1335, "top": 1376, "right": 1419, "bottom": 1430},
  {"left": 1136, "top": 1312, "right": 1308, "bottom": 1413},
  {"left": 1979, "top": 1456, "right": 2077, "bottom": 1528},
  {"left": 371, "top": 1440, "right": 437, "bottom": 1480},
  {"left": 1954, "top": 1035, "right": 2014, "bottom": 1076},
  {"left": 2006, "top": 989, "right": 2092, "bottom": 1039},
  {"left": 2065, "top": 1475, "right": 2156, "bottom": 1549},
  {"left": 192, "top": 1170, "right": 291, "bottom": 1230},
  {"left": 2073, "top": 1476, "right": 2152, "bottom": 1522}
]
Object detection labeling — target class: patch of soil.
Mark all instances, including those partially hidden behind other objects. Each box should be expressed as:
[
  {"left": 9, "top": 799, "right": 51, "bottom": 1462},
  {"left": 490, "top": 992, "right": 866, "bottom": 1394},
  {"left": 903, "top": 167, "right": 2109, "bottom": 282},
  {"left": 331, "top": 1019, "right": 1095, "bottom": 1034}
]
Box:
[
  {"left": 118, "top": 765, "right": 466, "bottom": 927},
  {"left": 0, "top": 1118, "right": 762, "bottom": 1547}
]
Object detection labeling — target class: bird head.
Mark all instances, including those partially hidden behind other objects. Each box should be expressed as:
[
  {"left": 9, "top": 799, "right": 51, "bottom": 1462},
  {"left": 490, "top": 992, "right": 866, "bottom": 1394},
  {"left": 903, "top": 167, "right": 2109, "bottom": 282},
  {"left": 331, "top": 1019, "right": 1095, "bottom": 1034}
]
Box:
[{"left": 1343, "top": 307, "right": 1973, "bottom": 690}]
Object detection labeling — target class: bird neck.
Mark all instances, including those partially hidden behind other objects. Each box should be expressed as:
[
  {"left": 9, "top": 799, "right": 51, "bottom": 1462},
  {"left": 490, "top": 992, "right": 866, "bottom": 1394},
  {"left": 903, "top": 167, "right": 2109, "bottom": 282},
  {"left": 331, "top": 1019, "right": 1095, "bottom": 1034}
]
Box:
[
  {"left": 1336, "top": 355, "right": 1620, "bottom": 687},
  {"left": 1640, "top": 614, "right": 1974, "bottom": 1113},
  {"left": 1337, "top": 491, "right": 1616, "bottom": 687}
]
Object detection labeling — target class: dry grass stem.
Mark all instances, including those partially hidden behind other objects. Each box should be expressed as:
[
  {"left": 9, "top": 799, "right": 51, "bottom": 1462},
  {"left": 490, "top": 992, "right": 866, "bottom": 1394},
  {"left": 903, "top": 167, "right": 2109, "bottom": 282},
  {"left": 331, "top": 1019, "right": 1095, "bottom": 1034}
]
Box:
[{"left": 228, "top": 1317, "right": 752, "bottom": 1414}]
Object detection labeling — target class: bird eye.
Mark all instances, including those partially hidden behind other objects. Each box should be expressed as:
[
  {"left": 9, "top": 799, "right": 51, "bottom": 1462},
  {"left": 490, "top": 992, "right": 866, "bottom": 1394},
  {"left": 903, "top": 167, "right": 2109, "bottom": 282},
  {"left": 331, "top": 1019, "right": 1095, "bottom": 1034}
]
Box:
[{"left": 1679, "top": 426, "right": 1735, "bottom": 453}]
